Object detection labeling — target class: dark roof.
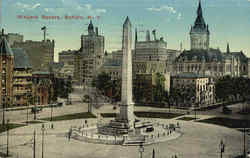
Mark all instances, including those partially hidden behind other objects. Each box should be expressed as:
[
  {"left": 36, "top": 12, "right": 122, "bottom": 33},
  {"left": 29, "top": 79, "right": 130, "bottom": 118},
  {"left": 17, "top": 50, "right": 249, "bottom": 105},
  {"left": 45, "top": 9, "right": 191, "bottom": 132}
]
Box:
[
  {"left": 191, "top": 1, "right": 209, "bottom": 33},
  {"left": 0, "top": 37, "right": 13, "bottom": 56},
  {"left": 176, "top": 49, "right": 223, "bottom": 62},
  {"left": 172, "top": 72, "right": 210, "bottom": 79},
  {"left": 12, "top": 48, "right": 32, "bottom": 69}
]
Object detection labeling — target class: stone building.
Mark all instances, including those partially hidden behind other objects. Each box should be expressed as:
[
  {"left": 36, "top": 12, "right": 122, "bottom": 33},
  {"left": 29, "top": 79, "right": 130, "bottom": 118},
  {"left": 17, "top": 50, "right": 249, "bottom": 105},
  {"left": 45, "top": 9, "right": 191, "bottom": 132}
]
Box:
[
  {"left": 12, "top": 39, "right": 55, "bottom": 71},
  {"left": 12, "top": 48, "right": 32, "bottom": 106},
  {"left": 174, "top": 1, "right": 248, "bottom": 78},
  {"left": 172, "top": 72, "right": 215, "bottom": 106},
  {"left": 74, "top": 20, "right": 105, "bottom": 84},
  {"left": 0, "top": 35, "right": 14, "bottom": 106},
  {"left": 58, "top": 49, "right": 77, "bottom": 79},
  {"left": 133, "top": 29, "right": 180, "bottom": 75}
]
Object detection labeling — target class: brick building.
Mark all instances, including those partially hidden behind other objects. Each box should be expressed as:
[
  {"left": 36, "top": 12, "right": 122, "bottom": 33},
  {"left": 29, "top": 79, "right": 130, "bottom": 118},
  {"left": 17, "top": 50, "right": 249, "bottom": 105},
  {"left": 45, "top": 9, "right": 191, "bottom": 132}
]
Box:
[
  {"left": 0, "top": 35, "right": 14, "bottom": 106},
  {"left": 12, "top": 48, "right": 32, "bottom": 106}
]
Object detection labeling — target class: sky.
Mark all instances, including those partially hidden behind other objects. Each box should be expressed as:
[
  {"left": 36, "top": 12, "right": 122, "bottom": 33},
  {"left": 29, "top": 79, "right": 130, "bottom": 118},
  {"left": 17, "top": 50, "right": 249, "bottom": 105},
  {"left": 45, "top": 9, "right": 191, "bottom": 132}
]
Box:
[{"left": 1, "top": 0, "right": 250, "bottom": 62}]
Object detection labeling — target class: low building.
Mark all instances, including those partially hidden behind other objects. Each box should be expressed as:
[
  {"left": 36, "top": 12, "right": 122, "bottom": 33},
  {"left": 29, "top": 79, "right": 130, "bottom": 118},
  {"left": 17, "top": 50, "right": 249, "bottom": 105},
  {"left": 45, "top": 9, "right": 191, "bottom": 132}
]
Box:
[
  {"left": 171, "top": 72, "right": 215, "bottom": 106},
  {"left": 32, "top": 71, "right": 53, "bottom": 105},
  {"left": 12, "top": 48, "right": 32, "bottom": 106}
]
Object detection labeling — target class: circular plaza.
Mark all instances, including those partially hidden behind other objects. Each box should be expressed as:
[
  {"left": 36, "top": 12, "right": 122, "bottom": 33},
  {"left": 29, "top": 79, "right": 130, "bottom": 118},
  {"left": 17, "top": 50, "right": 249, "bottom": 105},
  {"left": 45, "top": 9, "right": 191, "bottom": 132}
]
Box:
[{"left": 0, "top": 116, "right": 247, "bottom": 158}]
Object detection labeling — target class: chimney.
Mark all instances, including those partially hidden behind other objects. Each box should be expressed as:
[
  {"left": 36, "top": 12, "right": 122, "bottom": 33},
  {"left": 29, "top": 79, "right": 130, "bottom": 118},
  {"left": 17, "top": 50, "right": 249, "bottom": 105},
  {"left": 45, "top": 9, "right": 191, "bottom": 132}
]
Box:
[{"left": 95, "top": 27, "right": 98, "bottom": 36}]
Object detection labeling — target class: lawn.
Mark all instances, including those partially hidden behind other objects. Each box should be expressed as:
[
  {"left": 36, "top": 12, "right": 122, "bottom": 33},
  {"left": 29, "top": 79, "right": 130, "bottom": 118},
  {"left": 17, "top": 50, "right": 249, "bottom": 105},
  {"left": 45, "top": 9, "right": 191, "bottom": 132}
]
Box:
[
  {"left": 0, "top": 123, "right": 25, "bottom": 133},
  {"left": 40, "top": 112, "right": 96, "bottom": 121},
  {"left": 176, "top": 117, "right": 197, "bottom": 121},
  {"left": 101, "top": 113, "right": 117, "bottom": 118},
  {"left": 198, "top": 117, "right": 250, "bottom": 128},
  {"left": 134, "top": 111, "right": 183, "bottom": 119},
  {"left": 23, "top": 120, "right": 44, "bottom": 124}
]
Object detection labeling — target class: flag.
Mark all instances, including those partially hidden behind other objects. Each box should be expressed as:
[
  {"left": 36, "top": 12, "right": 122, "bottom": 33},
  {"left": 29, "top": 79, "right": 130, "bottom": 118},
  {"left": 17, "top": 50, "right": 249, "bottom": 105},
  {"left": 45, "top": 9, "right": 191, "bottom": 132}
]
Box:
[{"left": 41, "top": 26, "right": 46, "bottom": 30}]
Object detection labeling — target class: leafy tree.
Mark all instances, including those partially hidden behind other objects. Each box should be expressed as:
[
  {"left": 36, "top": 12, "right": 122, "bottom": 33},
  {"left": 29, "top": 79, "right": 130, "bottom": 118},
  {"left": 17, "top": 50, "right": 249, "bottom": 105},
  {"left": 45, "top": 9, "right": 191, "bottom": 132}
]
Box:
[
  {"left": 92, "top": 72, "right": 113, "bottom": 96},
  {"left": 153, "top": 73, "right": 166, "bottom": 103}
]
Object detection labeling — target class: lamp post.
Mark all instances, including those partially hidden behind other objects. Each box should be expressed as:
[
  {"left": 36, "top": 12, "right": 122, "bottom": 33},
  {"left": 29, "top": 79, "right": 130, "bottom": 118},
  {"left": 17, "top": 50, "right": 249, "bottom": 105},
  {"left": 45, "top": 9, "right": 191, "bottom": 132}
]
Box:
[
  {"left": 219, "top": 140, "right": 225, "bottom": 158},
  {"left": 26, "top": 94, "right": 31, "bottom": 125},
  {"left": 50, "top": 103, "right": 53, "bottom": 121},
  {"left": 2, "top": 97, "right": 5, "bottom": 125},
  {"left": 33, "top": 130, "right": 36, "bottom": 158},
  {"left": 6, "top": 119, "right": 9, "bottom": 157},
  {"left": 139, "top": 142, "right": 144, "bottom": 158},
  {"left": 41, "top": 124, "right": 45, "bottom": 158}
]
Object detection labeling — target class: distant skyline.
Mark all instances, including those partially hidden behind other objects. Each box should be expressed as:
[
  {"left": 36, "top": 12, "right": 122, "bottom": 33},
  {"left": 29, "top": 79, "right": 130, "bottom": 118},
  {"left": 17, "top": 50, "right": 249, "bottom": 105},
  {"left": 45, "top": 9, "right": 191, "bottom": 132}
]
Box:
[{"left": 2, "top": 0, "right": 250, "bottom": 62}]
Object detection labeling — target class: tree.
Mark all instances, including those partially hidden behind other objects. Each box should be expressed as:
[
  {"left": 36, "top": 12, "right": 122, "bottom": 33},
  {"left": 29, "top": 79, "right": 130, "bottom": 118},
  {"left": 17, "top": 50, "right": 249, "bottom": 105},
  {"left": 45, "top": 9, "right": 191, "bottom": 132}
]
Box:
[
  {"left": 65, "top": 76, "right": 74, "bottom": 103},
  {"left": 153, "top": 73, "right": 166, "bottom": 103},
  {"left": 92, "top": 72, "right": 113, "bottom": 96}
]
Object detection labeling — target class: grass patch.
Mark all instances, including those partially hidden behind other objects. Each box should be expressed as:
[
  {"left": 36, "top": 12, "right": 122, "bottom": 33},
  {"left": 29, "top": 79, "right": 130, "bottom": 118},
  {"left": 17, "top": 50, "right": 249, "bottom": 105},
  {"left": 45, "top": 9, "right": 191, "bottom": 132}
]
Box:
[
  {"left": 101, "top": 113, "right": 117, "bottom": 118},
  {"left": 0, "top": 123, "right": 25, "bottom": 133},
  {"left": 23, "top": 120, "right": 43, "bottom": 124},
  {"left": 177, "top": 117, "right": 197, "bottom": 121},
  {"left": 198, "top": 117, "right": 250, "bottom": 128},
  {"left": 40, "top": 112, "right": 96, "bottom": 121},
  {"left": 134, "top": 111, "right": 183, "bottom": 119}
]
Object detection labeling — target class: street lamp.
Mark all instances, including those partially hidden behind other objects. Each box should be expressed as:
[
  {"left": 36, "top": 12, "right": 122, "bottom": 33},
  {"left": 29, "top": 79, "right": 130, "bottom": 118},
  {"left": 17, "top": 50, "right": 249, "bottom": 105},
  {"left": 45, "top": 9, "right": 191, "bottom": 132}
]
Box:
[
  {"left": 50, "top": 103, "right": 53, "bottom": 121},
  {"left": 41, "top": 124, "right": 45, "bottom": 158},
  {"left": 2, "top": 96, "right": 6, "bottom": 125},
  {"left": 219, "top": 140, "right": 225, "bottom": 158},
  {"left": 139, "top": 142, "right": 144, "bottom": 158},
  {"left": 6, "top": 119, "right": 9, "bottom": 157}
]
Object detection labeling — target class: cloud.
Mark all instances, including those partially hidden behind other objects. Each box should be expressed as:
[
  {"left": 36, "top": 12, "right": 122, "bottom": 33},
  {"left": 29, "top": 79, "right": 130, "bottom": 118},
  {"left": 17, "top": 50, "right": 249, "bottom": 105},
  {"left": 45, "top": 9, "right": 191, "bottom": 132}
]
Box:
[
  {"left": 44, "top": 8, "right": 54, "bottom": 12},
  {"left": 74, "top": 3, "right": 107, "bottom": 14},
  {"left": 147, "top": 5, "right": 183, "bottom": 20},
  {"left": 15, "top": 2, "right": 41, "bottom": 10},
  {"left": 96, "top": 9, "right": 107, "bottom": 13},
  {"left": 177, "top": 13, "right": 182, "bottom": 20},
  {"left": 32, "top": 3, "right": 41, "bottom": 9},
  {"left": 146, "top": 5, "right": 177, "bottom": 14},
  {"left": 85, "top": 4, "right": 92, "bottom": 10}
]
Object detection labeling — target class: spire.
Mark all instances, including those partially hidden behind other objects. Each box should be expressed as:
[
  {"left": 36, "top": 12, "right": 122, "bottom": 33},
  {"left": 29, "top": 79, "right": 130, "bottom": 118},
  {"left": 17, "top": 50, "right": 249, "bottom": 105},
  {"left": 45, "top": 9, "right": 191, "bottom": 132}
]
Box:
[
  {"left": 193, "top": 0, "right": 206, "bottom": 30},
  {"left": 123, "top": 16, "right": 131, "bottom": 26},
  {"left": 197, "top": 0, "right": 202, "bottom": 17},
  {"left": 88, "top": 20, "right": 94, "bottom": 35},
  {"left": 0, "top": 37, "right": 13, "bottom": 56},
  {"left": 227, "top": 43, "right": 230, "bottom": 54}
]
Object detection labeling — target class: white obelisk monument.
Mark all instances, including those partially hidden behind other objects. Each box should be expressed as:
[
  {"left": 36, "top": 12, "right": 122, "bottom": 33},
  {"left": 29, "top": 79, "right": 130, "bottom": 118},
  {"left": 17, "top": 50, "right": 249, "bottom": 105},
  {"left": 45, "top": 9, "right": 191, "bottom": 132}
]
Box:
[{"left": 118, "top": 16, "right": 135, "bottom": 129}]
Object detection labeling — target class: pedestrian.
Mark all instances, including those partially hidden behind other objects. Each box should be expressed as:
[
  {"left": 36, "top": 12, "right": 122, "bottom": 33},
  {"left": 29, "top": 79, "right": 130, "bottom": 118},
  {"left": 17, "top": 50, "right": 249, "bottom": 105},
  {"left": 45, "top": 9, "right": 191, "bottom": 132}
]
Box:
[{"left": 51, "top": 123, "right": 54, "bottom": 129}]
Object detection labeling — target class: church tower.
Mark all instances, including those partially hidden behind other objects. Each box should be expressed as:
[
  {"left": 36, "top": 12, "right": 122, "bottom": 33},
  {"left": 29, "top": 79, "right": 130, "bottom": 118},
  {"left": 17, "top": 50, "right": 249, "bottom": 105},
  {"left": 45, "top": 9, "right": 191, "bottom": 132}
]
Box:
[{"left": 190, "top": 0, "right": 210, "bottom": 50}]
